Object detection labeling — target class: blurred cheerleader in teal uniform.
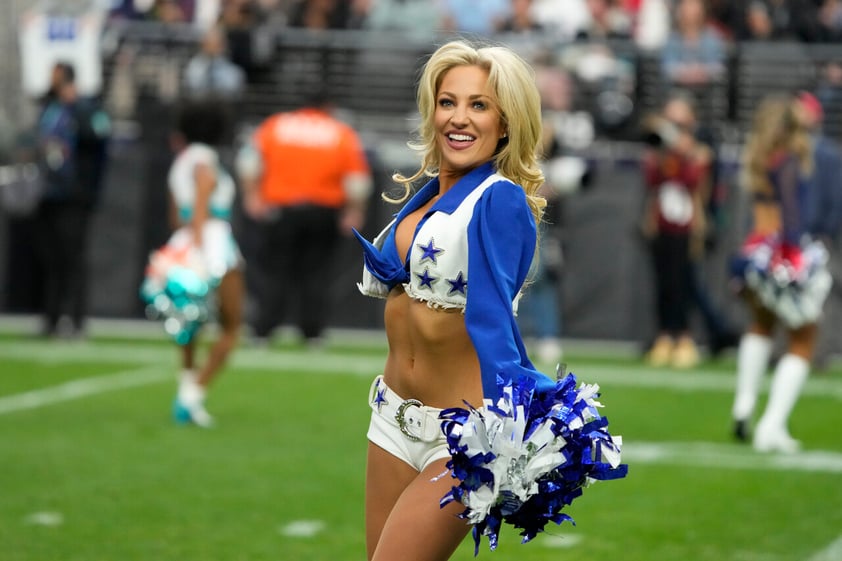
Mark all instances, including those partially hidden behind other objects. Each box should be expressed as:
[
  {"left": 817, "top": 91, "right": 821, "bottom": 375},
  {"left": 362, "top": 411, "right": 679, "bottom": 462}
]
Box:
[{"left": 143, "top": 100, "right": 244, "bottom": 427}]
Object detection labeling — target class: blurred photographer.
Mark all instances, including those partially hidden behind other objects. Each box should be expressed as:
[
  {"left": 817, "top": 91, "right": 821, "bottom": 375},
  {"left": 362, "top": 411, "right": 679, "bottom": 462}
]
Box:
[{"left": 640, "top": 91, "right": 712, "bottom": 368}]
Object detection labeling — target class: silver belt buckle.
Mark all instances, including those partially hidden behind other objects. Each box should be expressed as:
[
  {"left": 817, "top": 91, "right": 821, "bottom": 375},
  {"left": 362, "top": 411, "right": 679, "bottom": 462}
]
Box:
[{"left": 395, "top": 399, "right": 424, "bottom": 442}]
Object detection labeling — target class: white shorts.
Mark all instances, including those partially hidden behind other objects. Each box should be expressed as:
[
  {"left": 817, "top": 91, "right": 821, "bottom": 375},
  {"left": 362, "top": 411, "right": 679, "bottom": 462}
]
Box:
[
  {"left": 166, "top": 218, "right": 243, "bottom": 280},
  {"left": 366, "top": 376, "right": 451, "bottom": 472}
]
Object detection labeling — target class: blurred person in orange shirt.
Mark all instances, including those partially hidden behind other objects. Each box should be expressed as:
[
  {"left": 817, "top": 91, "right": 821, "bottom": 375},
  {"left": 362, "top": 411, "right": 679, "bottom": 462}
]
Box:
[{"left": 236, "top": 90, "right": 372, "bottom": 346}]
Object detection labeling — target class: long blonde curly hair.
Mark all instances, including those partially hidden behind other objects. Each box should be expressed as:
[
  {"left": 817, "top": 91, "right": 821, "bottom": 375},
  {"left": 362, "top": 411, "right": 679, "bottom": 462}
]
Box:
[
  {"left": 388, "top": 40, "right": 546, "bottom": 225},
  {"left": 742, "top": 94, "right": 813, "bottom": 196}
]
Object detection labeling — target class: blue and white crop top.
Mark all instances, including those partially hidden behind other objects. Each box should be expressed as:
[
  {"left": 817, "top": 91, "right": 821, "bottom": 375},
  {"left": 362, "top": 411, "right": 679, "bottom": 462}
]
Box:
[
  {"left": 168, "top": 143, "right": 236, "bottom": 223},
  {"left": 354, "top": 161, "right": 555, "bottom": 399}
]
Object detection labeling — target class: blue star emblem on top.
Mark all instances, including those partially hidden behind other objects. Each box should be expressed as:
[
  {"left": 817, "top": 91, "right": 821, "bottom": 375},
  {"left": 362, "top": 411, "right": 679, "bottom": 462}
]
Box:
[
  {"left": 417, "top": 238, "right": 445, "bottom": 264},
  {"left": 416, "top": 268, "right": 438, "bottom": 289},
  {"left": 446, "top": 271, "right": 467, "bottom": 295}
]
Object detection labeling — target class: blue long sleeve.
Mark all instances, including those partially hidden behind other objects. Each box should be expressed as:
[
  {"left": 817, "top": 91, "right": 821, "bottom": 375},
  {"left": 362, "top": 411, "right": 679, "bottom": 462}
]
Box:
[{"left": 464, "top": 181, "right": 555, "bottom": 399}]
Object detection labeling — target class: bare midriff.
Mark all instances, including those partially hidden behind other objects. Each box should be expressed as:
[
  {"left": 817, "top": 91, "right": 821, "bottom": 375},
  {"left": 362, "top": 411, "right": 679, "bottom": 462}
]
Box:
[
  {"left": 752, "top": 202, "right": 781, "bottom": 237},
  {"left": 382, "top": 285, "right": 483, "bottom": 409}
]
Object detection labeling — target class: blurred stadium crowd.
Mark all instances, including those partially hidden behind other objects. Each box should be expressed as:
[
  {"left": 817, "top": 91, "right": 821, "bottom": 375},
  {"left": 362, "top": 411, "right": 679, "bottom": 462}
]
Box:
[
  {"left": 3, "top": 0, "right": 842, "bottom": 357},
  {"left": 97, "top": 0, "right": 842, "bottom": 45},
  {"left": 4, "top": 0, "right": 842, "bottom": 139}
]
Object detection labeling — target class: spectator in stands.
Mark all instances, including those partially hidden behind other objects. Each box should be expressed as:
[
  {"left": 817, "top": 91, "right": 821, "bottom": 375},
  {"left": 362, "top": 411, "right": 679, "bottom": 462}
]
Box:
[
  {"left": 286, "top": 0, "right": 352, "bottom": 29},
  {"left": 107, "top": 0, "right": 146, "bottom": 21},
  {"left": 567, "top": 0, "right": 637, "bottom": 132},
  {"left": 639, "top": 92, "right": 710, "bottom": 369},
  {"left": 576, "top": 0, "right": 634, "bottom": 40},
  {"left": 439, "top": 0, "right": 510, "bottom": 36},
  {"left": 220, "top": 0, "right": 262, "bottom": 27},
  {"left": 498, "top": 0, "right": 544, "bottom": 34},
  {"left": 730, "top": 94, "right": 831, "bottom": 453},
  {"left": 816, "top": 61, "right": 842, "bottom": 135},
  {"left": 347, "top": 0, "right": 374, "bottom": 28},
  {"left": 634, "top": 0, "right": 671, "bottom": 49},
  {"left": 740, "top": 1, "right": 776, "bottom": 40},
  {"left": 236, "top": 90, "right": 372, "bottom": 347},
  {"left": 150, "top": 0, "right": 189, "bottom": 23},
  {"left": 182, "top": 24, "right": 246, "bottom": 99},
  {"left": 531, "top": 0, "right": 590, "bottom": 40},
  {"left": 34, "top": 62, "right": 111, "bottom": 339},
  {"left": 218, "top": 0, "right": 265, "bottom": 81},
  {"left": 361, "top": 0, "right": 442, "bottom": 37},
  {"left": 817, "top": 0, "right": 842, "bottom": 42},
  {"left": 167, "top": 99, "right": 245, "bottom": 428},
  {"left": 733, "top": 0, "right": 820, "bottom": 42},
  {"left": 706, "top": 0, "right": 742, "bottom": 39},
  {"left": 660, "top": 0, "right": 726, "bottom": 89}
]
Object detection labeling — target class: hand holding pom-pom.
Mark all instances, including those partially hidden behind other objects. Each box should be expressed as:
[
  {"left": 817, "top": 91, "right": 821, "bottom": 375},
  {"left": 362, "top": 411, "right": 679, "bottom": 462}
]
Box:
[
  {"left": 437, "top": 368, "right": 627, "bottom": 554},
  {"left": 140, "top": 235, "right": 218, "bottom": 346}
]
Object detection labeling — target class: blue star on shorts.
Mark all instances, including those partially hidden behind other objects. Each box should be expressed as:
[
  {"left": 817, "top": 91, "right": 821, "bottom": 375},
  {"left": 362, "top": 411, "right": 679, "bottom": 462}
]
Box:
[
  {"left": 417, "top": 238, "right": 445, "bottom": 264},
  {"left": 373, "top": 386, "right": 388, "bottom": 413}
]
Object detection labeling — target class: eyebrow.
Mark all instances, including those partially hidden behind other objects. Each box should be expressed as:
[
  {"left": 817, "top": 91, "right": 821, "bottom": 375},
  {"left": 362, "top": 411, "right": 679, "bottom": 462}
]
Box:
[{"left": 437, "top": 91, "right": 491, "bottom": 101}]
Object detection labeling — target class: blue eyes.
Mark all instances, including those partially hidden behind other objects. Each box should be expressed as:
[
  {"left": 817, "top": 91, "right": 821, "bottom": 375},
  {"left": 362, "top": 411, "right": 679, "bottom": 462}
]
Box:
[{"left": 437, "top": 98, "right": 487, "bottom": 110}]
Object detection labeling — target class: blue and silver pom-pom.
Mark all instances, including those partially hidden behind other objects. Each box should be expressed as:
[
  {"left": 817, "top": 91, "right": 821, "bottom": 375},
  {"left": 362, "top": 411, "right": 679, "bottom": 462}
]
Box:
[
  {"left": 140, "top": 247, "right": 217, "bottom": 346},
  {"left": 438, "top": 368, "right": 627, "bottom": 554}
]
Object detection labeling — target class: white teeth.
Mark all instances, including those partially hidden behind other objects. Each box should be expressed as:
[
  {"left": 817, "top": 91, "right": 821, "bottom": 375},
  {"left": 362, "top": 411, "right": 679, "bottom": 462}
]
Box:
[{"left": 448, "top": 133, "right": 474, "bottom": 141}]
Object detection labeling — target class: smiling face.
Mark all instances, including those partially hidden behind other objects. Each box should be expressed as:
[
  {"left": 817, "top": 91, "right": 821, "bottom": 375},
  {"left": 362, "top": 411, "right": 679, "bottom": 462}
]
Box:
[{"left": 434, "top": 65, "right": 505, "bottom": 184}]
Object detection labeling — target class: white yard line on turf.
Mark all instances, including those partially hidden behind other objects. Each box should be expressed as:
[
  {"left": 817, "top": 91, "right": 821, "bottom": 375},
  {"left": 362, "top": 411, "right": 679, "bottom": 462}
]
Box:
[
  {"left": 2, "top": 358, "right": 842, "bottom": 474},
  {"left": 580, "top": 364, "right": 842, "bottom": 400},
  {"left": 808, "top": 536, "right": 842, "bottom": 561},
  {"left": 0, "top": 340, "right": 388, "bottom": 373},
  {"left": 278, "top": 520, "right": 326, "bottom": 538},
  {"left": 624, "top": 441, "right": 842, "bottom": 474},
  {"left": 4, "top": 340, "right": 841, "bottom": 399},
  {"left": 0, "top": 367, "right": 169, "bottom": 415}
]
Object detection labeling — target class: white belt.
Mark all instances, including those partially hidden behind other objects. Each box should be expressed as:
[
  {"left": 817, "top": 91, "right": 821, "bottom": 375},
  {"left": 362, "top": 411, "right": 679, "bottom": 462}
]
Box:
[{"left": 369, "top": 376, "right": 442, "bottom": 443}]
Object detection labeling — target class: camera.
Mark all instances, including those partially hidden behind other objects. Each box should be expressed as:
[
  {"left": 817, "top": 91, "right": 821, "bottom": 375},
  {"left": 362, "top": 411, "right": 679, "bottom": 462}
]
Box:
[{"left": 643, "top": 117, "right": 681, "bottom": 149}]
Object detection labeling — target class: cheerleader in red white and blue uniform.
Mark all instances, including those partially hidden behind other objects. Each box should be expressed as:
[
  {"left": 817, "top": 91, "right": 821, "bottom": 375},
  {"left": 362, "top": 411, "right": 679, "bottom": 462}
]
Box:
[{"left": 731, "top": 94, "right": 831, "bottom": 453}]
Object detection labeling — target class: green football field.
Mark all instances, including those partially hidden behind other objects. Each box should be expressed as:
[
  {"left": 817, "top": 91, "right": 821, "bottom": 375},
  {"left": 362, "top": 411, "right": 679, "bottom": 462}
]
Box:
[{"left": 1, "top": 320, "right": 841, "bottom": 561}]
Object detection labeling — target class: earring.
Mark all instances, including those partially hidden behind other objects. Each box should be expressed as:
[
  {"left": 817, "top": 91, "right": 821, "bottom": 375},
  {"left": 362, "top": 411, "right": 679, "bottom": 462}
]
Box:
[{"left": 500, "top": 132, "right": 508, "bottom": 138}]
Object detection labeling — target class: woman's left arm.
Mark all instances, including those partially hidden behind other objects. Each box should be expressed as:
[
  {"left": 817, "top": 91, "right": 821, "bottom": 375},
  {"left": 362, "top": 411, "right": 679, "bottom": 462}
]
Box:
[{"left": 465, "top": 181, "right": 555, "bottom": 399}]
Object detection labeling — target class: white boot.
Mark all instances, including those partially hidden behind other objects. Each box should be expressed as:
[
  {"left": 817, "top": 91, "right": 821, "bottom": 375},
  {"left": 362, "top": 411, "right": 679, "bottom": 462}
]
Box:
[
  {"left": 753, "top": 354, "right": 808, "bottom": 454},
  {"left": 731, "top": 333, "right": 773, "bottom": 441},
  {"left": 174, "top": 370, "right": 214, "bottom": 428}
]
